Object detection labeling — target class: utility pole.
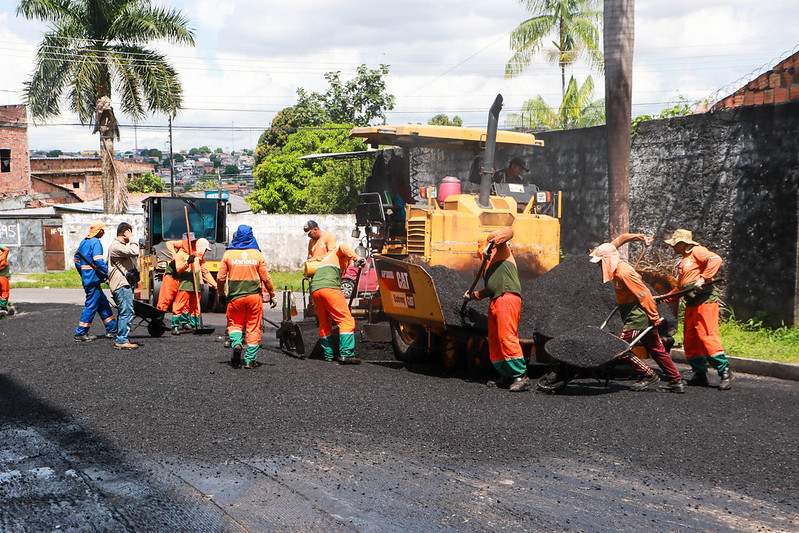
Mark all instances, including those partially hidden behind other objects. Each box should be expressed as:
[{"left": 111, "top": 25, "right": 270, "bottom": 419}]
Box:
[
  {"left": 169, "top": 115, "right": 175, "bottom": 197},
  {"left": 604, "top": 0, "right": 634, "bottom": 250}
]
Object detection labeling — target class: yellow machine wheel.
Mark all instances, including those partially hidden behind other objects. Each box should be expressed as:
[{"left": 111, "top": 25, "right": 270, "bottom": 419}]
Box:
[{"left": 389, "top": 319, "right": 428, "bottom": 364}]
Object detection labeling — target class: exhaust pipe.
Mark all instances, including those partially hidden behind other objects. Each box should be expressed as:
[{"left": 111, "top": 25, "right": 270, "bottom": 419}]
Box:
[{"left": 478, "top": 94, "right": 503, "bottom": 208}]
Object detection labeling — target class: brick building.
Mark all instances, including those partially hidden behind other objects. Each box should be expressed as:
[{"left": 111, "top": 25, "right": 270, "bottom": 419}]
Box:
[
  {"left": 712, "top": 50, "right": 799, "bottom": 110},
  {"left": 29, "top": 157, "right": 154, "bottom": 205},
  {"left": 0, "top": 105, "right": 32, "bottom": 207}
]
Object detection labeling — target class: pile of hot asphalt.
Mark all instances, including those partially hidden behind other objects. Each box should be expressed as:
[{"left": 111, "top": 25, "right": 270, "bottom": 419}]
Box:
[{"left": 420, "top": 255, "right": 675, "bottom": 362}]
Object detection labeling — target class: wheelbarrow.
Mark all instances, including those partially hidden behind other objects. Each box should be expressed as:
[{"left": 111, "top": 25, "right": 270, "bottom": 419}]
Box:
[
  {"left": 537, "top": 305, "right": 654, "bottom": 392},
  {"left": 132, "top": 299, "right": 168, "bottom": 337}
]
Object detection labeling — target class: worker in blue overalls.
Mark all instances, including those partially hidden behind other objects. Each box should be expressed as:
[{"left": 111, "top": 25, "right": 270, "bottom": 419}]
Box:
[{"left": 74, "top": 221, "right": 117, "bottom": 341}]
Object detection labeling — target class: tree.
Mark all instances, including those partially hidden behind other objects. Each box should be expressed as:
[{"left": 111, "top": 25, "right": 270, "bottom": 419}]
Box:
[
  {"left": 294, "top": 65, "right": 395, "bottom": 127},
  {"left": 506, "top": 0, "right": 603, "bottom": 99},
  {"left": 223, "top": 164, "right": 239, "bottom": 175},
  {"left": 428, "top": 114, "right": 463, "bottom": 126},
  {"left": 248, "top": 125, "right": 366, "bottom": 214},
  {"left": 173, "top": 153, "right": 185, "bottom": 163},
  {"left": 507, "top": 75, "right": 604, "bottom": 130},
  {"left": 128, "top": 171, "right": 164, "bottom": 193},
  {"left": 215, "top": 148, "right": 223, "bottom": 153},
  {"left": 46, "top": 149, "right": 62, "bottom": 157},
  {"left": 18, "top": 0, "right": 195, "bottom": 214},
  {"left": 146, "top": 148, "right": 162, "bottom": 158}
]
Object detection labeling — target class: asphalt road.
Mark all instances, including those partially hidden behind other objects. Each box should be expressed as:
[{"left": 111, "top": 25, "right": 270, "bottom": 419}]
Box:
[{"left": 1, "top": 302, "right": 797, "bottom": 532}]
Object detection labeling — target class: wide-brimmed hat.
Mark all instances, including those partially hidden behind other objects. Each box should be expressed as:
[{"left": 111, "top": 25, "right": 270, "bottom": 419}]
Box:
[
  {"left": 664, "top": 229, "right": 698, "bottom": 247},
  {"left": 86, "top": 222, "right": 106, "bottom": 238}
]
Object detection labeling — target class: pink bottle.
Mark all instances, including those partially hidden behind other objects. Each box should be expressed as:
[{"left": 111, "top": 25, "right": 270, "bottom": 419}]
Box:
[{"left": 438, "top": 176, "right": 461, "bottom": 203}]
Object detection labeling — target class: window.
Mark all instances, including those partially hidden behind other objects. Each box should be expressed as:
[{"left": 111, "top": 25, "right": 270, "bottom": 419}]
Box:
[
  {"left": 0, "top": 149, "right": 10, "bottom": 173},
  {"left": 73, "top": 182, "right": 80, "bottom": 189}
]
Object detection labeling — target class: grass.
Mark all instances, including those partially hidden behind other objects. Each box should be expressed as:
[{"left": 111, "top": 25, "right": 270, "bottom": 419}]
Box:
[
  {"left": 269, "top": 271, "right": 306, "bottom": 292},
  {"left": 11, "top": 269, "right": 307, "bottom": 292},
  {"left": 11, "top": 270, "right": 83, "bottom": 289},
  {"left": 674, "top": 306, "right": 799, "bottom": 364}
]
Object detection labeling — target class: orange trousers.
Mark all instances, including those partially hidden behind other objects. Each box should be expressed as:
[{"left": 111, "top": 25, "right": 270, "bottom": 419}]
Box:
[
  {"left": 488, "top": 293, "right": 526, "bottom": 377},
  {"left": 313, "top": 287, "right": 355, "bottom": 337},
  {"left": 156, "top": 274, "right": 179, "bottom": 313},
  {"left": 226, "top": 293, "right": 263, "bottom": 346},
  {"left": 173, "top": 289, "right": 199, "bottom": 318},
  {"left": 0, "top": 276, "right": 9, "bottom": 301},
  {"left": 684, "top": 301, "right": 724, "bottom": 358}
]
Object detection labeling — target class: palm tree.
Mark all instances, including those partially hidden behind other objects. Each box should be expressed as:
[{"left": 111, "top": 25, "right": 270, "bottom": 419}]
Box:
[
  {"left": 506, "top": 0, "right": 603, "bottom": 100},
  {"left": 17, "top": 0, "right": 195, "bottom": 214},
  {"left": 507, "top": 75, "right": 604, "bottom": 130}
]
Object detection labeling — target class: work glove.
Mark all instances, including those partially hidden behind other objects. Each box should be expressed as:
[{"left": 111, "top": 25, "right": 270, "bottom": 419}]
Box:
[
  {"left": 693, "top": 277, "right": 706, "bottom": 289},
  {"left": 269, "top": 296, "right": 277, "bottom": 308},
  {"left": 187, "top": 254, "right": 195, "bottom": 265},
  {"left": 463, "top": 291, "right": 474, "bottom": 301},
  {"left": 355, "top": 257, "right": 367, "bottom": 269}
]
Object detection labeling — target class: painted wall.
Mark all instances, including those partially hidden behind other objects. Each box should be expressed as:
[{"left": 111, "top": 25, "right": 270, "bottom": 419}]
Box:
[
  {"left": 58, "top": 213, "right": 357, "bottom": 273},
  {"left": 0, "top": 217, "right": 59, "bottom": 274}
]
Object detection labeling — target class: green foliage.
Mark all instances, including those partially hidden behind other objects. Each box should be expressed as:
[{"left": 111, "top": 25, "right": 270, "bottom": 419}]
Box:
[
  {"left": 507, "top": 75, "right": 604, "bottom": 130},
  {"left": 128, "top": 171, "right": 164, "bottom": 193},
  {"left": 295, "top": 64, "right": 395, "bottom": 127},
  {"left": 46, "top": 149, "right": 62, "bottom": 157},
  {"left": 10, "top": 270, "right": 82, "bottom": 289},
  {"left": 181, "top": 182, "right": 192, "bottom": 192},
  {"left": 673, "top": 305, "right": 799, "bottom": 364},
  {"left": 269, "top": 270, "right": 305, "bottom": 292},
  {"left": 631, "top": 96, "right": 696, "bottom": 136},
  {"left": 223, "top": 164, "right": 239, "bottom": 175},
  {"left": 248, "top": 124, "right": 366, "bottom": 214},
  {"left": 146, "top": 148, "right": 162, "bottom": 158},
  {"left": 507, "top": 0, "right": 603, "bottom": 98},
  {"left": 215, "top": 147, "right": 223, "bottom": 153},
  {"left": 173, "top": 153, "right": 185, "bottom": 163},
  {"left": 428, "top": 114, "right": 463, "bottom": 126}
]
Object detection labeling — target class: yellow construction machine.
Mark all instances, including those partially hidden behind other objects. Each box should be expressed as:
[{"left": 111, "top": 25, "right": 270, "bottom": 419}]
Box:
[
  {"left": 137, "top": 195, "right": 229, "bottom": 312},
  {"left": 346, "top": 95, "right": 562, "bottom": 368}
]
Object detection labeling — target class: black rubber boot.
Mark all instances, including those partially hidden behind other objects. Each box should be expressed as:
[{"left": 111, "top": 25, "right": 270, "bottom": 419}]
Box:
[
  {"left": 718, "top": 368, "right": 734, "bottom": 390},
  {"left": 687, "top": 372, "right": 709, "bottom": 386}
]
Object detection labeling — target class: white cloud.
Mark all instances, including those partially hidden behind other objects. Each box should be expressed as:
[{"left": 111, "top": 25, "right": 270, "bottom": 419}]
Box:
[{"left": 1, "top": 0, "right": 797, "bottom": 150}]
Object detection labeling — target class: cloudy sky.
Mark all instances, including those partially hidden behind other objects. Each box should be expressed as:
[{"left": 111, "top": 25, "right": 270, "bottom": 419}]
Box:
[{"left": 1, "top": 0, "right": 796, "bottom": 153}]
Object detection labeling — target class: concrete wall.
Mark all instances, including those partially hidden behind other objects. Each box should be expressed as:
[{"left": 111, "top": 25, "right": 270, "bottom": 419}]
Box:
[
  {"left": 0, "top": 217, "right": 60, "bottom": 274},
  {"left": 227, "top": 213, "right": 358, "bottom": 271},
  {"left": 58, "top": 213, "right": 357, "bottom": 273},
  {"left": 62, "top": 214, "right": 146, "bottom": 269}
]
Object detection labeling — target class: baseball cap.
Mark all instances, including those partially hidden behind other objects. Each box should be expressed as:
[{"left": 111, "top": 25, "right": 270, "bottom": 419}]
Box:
[
  {"left": 303, "top": 220, "right": 319, "bottom": 235},
  {"left": 509, "top": 157, "right": 528, "bottom": 171}
]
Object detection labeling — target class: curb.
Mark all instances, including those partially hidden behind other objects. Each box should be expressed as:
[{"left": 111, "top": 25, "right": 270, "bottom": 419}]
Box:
[{"left": 671, "top": 349, "right": 799, "bottom": 382}]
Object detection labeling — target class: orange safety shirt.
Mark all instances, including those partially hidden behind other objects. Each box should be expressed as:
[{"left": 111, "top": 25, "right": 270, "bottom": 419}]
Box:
[
  {"left": 675, "top": 245, "right": 722, "bottom": 287},
  {"left": 307, "top": 231, "right": 337, "bottom": 261},
  {"left": 217, "top": 249, "right": 275, "bottom": 302},
  {"left": 612, "top": 261, "right": 659, "bottom": 329}
]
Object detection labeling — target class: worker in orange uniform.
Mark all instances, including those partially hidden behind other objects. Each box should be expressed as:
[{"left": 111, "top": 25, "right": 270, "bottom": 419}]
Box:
[
  {"left": 304, "top": 220, "right": 337, "bottom": 261},
  {"left": 463, "top": 228, "right": 530, "bottom": 392},
  {"left": 173, "top": 233, "right": 217, "bottom": 331},
  {"left": 156, "top": 238, "right": 185, "bottom": 335},
  {"left": 589, "top": 240, "right": 685, "bottom": 392},
  {"left": 0, "top": 244, "right": 11, "bottom": 317},
  {"left": 664, "top": 229, "right": 733, "bottom": 390},
  {"left": 217, "top": 225, "right": 275, "bottom": 369},
  {"left": 310, "top": 245, "right": 365, "bottom": 363}
]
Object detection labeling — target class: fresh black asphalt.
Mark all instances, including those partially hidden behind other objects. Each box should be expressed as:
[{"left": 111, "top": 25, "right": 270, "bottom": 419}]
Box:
[{"left": 1, "top": 303, "right": 797, "bottom": 532}]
